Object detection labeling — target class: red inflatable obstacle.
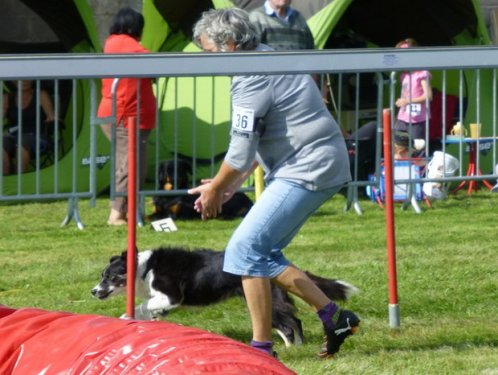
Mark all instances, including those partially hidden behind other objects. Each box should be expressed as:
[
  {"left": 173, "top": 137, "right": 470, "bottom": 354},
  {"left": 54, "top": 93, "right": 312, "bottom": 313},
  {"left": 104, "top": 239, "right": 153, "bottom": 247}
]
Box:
[{"left": 0, "top": 306, "right": 296, "bottom": 374}]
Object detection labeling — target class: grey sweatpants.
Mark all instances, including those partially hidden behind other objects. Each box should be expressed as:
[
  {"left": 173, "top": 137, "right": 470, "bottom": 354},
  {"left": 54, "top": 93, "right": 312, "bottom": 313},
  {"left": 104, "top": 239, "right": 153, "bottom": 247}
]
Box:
[{"left": 100, "top": 123, "right": 151, "bottom": 213}]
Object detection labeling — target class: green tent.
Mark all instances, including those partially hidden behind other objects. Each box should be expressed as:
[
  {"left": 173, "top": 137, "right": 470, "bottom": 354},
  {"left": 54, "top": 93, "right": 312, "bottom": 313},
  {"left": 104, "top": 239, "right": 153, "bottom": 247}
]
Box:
[
  {"left": 293, "top": 0, "right": 493, "bottom": 173},
  {"left": 141, "top": 0, "right": 234, "bottom": 181},
  {"left": 0, "top": 0, "right": 107, "bottom": 196},
  {"left": 4, "top": 0, "right": 490, "bottom": 197},
  {"left": 143, "top": 0, "right": 495, "bottom": 179}
]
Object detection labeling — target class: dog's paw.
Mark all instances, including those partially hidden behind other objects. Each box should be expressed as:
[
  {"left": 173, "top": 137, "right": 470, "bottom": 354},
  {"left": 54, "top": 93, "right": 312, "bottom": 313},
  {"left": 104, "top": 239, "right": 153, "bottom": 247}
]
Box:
[
  {"left": 150, "top": 309, "right": 170, "bottom": 320},
  {"left": 134, "top": 305, "right": 154, "bottom": 320}
]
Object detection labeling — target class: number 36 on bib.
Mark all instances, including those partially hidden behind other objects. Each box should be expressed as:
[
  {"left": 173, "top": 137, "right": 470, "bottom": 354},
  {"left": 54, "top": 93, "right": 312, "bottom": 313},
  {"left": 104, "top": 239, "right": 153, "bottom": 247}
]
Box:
[{"left": 232, "top": 106, "right": 255, "bottom": 132}]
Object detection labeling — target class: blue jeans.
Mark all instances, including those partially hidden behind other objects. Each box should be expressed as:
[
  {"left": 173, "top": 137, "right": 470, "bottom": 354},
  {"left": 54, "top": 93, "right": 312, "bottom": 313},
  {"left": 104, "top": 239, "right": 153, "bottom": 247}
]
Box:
[{"left": 223, "top": 179, "right": 342, "bottom": 278}]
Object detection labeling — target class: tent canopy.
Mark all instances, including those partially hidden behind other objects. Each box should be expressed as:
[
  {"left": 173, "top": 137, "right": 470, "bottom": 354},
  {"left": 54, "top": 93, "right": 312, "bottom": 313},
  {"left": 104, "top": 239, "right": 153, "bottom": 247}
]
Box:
[
  {"left": 0, "top": 0, "right": 100, "bottom": 53},
  {"left": 335, "top": 0, "right": 480, "bottom": 47},
  {"left": 141, "top": 0, "right": 493, "bottom": 178},
  {"left": 1, "top": 0, "right": 104, "bottom": 197},
  {"left": 151, "top": 0, "right": 213, "bottom": 38}
]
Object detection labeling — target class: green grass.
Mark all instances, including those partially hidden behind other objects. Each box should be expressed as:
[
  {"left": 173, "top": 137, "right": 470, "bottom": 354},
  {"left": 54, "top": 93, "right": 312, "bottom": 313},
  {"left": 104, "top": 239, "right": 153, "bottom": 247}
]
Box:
[{"left": 1, "top": 192, "right": 497, "bottom": 374}]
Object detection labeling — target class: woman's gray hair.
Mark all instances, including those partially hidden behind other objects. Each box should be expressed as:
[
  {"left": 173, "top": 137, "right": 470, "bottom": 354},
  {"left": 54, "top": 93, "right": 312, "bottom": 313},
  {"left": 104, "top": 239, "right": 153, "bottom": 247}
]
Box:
[{"left": 193, "top": 8, "right": 259, "bottom": 51}]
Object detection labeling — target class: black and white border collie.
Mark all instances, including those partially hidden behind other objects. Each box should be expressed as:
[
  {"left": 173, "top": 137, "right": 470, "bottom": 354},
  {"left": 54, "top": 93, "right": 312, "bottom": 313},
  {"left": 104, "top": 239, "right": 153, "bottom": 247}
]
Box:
[{"left": 91, "top": 246, "right": 358, "bottom": 346}]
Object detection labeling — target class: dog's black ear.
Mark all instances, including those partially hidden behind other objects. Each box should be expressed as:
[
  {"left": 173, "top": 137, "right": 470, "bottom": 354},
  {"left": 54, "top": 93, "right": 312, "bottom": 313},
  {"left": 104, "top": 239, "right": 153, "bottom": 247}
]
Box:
[
  {"left": 120, "top": 249, "right": 139, "bottom": 260},
  {"left": 158, "top": 161, "right": 168, "bottom": 183},
  {"left": 110, "top": 255, "right": 121, "bottom": 263},
  {"left": 178, "top": 159, "right": 193, "bottom": 176}
]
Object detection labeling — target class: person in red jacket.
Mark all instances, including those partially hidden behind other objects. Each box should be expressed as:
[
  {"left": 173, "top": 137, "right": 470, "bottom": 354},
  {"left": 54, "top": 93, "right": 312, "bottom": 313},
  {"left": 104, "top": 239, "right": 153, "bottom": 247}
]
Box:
[{"left": 97, "top": 7, "right": 156, "bottom": 225}]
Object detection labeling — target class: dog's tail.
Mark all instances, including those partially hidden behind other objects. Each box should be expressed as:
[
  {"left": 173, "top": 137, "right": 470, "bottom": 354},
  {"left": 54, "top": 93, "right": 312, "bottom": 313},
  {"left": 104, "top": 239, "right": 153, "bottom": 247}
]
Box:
[{"left": 305, "top": 271, "right": 359, "bottom": 301}]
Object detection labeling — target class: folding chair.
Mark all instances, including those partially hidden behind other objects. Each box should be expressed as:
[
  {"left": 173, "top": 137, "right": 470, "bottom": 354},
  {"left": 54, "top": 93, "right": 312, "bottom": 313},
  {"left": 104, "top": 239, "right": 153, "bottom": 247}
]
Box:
[{"left": 366, "top": 159, "right": 430, "bottom": 212}]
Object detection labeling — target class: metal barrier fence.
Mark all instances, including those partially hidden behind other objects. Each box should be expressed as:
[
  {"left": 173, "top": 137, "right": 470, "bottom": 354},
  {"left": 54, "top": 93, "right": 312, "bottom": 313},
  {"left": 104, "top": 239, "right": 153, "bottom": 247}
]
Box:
[{"left": 1, "top": 47, "right": 498, "bottom": 227}]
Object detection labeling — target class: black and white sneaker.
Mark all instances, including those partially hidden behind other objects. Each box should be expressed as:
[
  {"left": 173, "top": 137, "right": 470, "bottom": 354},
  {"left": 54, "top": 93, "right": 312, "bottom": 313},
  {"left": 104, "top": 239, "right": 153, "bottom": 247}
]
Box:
[{"left": 318, "top": 309, "right": 360, "bottom": 359}]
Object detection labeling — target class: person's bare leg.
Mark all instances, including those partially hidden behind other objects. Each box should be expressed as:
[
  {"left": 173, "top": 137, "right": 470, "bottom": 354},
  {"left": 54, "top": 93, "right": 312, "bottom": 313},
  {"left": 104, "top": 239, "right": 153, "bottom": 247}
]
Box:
[
  {"left": 106, "top": 124, "right": 128, "bottom": 225},
  {"left": 3, "top": 150, "right": 11, "bottom": 175},
  {"left": 107, "top": 208, "right": 127, "bottom": 225},
  {"left": 241, "top": 276, "right": 273, "bottom": 342},
  {"left": 273, "top": 264, "right": 330, "bottom": 311},
  {"left": 21, "top": 147, "right": 30, "bottom": 172},
  {"left": 274, "top": 264, "right": 360, "bottom": 358}
]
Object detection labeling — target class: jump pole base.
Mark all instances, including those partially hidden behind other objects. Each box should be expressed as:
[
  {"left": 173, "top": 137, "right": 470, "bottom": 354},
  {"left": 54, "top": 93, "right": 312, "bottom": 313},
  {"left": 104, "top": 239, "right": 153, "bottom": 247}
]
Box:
[{"left": 389, "top": 304, "right": 400, "bottom": 328}]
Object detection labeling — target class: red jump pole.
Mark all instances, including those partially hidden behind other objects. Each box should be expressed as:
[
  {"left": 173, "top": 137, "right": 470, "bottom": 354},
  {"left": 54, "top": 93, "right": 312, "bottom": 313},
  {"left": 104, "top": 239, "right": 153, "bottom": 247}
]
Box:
[
  {"left": 126, "top": 116, "right": 137, "bottom": 319},
  {"left": 382, "top": 108, "right": 400, "bottom": 328}
]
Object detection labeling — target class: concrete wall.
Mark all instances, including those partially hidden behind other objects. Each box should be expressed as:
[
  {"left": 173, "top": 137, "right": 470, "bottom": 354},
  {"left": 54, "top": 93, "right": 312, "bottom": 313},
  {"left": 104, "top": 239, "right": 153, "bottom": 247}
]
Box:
[
  {"left": 480, "top": 0, "right": 498, "bottom": 43},
  {"left": 88, "top": 0, "right": 143, "bottom": 44}
]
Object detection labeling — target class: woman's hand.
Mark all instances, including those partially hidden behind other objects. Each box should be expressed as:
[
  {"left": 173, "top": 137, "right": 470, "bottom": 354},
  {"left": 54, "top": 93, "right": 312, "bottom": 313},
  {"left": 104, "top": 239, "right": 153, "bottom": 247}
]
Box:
[
  {"left": 395, "top": 97, "right": 409, "bottom": 108},
  {"left": 187, "top": 161, "right": 254, "bottom": 220},
  {"left": 188, "top": 182, "right": 224, "bottom": 220},
  {"left": 199, "top": 178, "right": 237, "bottom": 203}
]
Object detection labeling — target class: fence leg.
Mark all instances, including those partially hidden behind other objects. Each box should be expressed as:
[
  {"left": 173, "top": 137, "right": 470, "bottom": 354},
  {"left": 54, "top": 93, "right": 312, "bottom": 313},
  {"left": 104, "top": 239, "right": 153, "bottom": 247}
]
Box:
[
  {"left": 137, "top": 194, "right": 145, "bottom": 227},
  {"left": 60, "top": 197, "right": 85, "bottom": 230},
  {"left": 409, "top": 192, "right": 422, "bottom": 214},
  {"left": 344, "top": 185, "right": 363, "bottom": 215},
  {"left": 401, "top": 183, "right": 422, "bottom": 213}
]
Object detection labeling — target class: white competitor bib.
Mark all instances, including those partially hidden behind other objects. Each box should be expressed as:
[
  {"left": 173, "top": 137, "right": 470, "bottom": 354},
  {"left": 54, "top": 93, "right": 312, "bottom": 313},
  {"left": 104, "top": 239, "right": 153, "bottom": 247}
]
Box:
[
  {"left": 407, "top": 103, "right": 421, "bottom": 116},
  {"left": 232, "top": 106, "right": 255, "bottom": 132}
]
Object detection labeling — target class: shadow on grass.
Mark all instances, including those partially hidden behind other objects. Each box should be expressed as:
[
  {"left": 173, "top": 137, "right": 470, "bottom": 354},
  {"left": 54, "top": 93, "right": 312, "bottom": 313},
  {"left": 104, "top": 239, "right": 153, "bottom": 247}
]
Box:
[
  {"left": 218, "top": 328, "right": 253, "bottom": 343},
  {"left": 359, "top": 335, "right": 498, "bottom": 356}
]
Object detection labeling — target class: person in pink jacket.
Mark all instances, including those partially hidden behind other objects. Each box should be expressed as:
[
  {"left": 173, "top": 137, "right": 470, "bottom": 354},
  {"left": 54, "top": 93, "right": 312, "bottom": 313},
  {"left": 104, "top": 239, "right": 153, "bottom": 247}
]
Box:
[
  {"left": 97, "top": 7, "right": 156, "bottom": 225},
  {"left": 394, "top": 38, "right": 433, "bottom": 141}
]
